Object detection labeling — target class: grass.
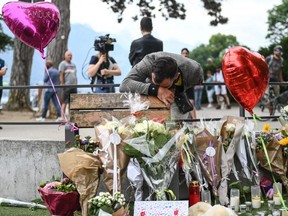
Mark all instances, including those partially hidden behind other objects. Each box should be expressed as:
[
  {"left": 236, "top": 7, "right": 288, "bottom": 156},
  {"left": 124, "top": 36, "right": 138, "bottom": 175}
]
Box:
[{"left": 0, "top": 206, "right": 51, "bottom": 216}]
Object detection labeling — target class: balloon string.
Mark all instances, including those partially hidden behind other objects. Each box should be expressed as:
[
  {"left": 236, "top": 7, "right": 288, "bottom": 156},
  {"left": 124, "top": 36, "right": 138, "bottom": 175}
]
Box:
[{"left": 44, "top": 65, "right": 79, "bottom": 132}]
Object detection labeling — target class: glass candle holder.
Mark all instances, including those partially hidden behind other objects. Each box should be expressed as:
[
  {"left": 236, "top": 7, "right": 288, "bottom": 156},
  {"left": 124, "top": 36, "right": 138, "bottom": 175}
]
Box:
[
  {"left": 280, "top": 208, "right": 288, "bottom": 216},
  {"left": 240, "top": 204, "right": 247, "bottom": 213},
  {"left": 268, "top": 200, "right": 275, "bottom": 211},
  {"left": 201, "top": 190, "right": 211, "bottom": 204},
  {"left": 272, "top": 210, "right": 281, "bottom": 216},
  {"left": 273, "top": 182, "right": 282, "bottom": 205},
  {"left": 230, "top": 188, "right": 240, "bottom": 212},
  {"left": 251, "top": 185, "right": 261, "bottom": 209},
  {"left": 245, "top": 201, "right": 252, "bottom": 212}
]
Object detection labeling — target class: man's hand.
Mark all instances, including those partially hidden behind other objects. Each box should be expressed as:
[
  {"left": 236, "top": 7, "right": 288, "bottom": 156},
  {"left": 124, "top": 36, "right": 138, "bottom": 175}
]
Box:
[{"left": 157, "top": 87, "right": 174, "bottom": 109}]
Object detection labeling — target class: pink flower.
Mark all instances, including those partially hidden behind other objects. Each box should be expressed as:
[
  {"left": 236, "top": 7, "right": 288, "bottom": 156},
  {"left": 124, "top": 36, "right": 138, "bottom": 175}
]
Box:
[{"left": 43, "top": 181, "right": 60, "bottom": 190}]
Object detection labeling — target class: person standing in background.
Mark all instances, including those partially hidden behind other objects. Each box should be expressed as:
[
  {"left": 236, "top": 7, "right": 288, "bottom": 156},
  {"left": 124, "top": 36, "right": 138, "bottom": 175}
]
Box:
[
  {"left": 129, "top": 17, "right": 163, "bottom": 67},
  {"left": 265, "top": 45, "right": 284, "bottom": 97},
  {"left": 0, "top": 57, "right": 7, "bottom": 110},
  {"left": 59, "top": 50, "right": 77, "bottom": 119},
  {"left": 181, "top": 48, "right": 197, "bottom": 118},
  {"left": 36, "top": 60, "right": 62, "bottom": 122},
  {"left": 214, "top": 65, "right": 231, "bottom": 109},
  {"left": 205, "top": 70, "right": 215, "bottom": 108}
]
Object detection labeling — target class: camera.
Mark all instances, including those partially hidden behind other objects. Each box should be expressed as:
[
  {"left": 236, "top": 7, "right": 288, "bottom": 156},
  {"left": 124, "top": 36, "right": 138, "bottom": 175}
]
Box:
[
  {"left": 94, "top": 34, "right": 116, "bottom": 52},
  {"left": 174, "top": 91, "right": 194, "bottom": 114}
]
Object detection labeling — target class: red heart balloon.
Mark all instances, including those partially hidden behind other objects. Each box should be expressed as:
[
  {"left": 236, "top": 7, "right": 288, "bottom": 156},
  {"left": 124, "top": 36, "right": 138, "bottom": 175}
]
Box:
[
  {"left": 222, "top": 46, "right": 269, "bottom": 114},
  {"left": 2, "top": 2, "right": 60, "bottom": 58}
]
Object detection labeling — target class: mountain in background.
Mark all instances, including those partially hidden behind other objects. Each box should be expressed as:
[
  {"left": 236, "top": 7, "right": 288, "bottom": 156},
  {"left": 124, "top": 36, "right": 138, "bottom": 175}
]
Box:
[{"left": 1, "top": 22, "right": 193, "bottom": 95}]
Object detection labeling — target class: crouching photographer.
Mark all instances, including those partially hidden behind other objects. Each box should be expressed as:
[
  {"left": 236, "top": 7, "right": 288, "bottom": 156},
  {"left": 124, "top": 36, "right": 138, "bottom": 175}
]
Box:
[{"left": 88, "top": 34, "right": 121, "bottom": 93}]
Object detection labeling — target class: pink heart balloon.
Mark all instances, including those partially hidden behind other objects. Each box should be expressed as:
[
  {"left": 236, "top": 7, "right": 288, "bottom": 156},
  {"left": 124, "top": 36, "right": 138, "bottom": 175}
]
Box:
[{"left": 2, "top": 2, "right": 60, "bottom": 58}]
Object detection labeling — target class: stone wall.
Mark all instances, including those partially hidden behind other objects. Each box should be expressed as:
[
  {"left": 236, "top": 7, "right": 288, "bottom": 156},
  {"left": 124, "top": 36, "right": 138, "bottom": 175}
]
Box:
[{"left": 0, "top": 140, "right": 64, "bottom": 201}]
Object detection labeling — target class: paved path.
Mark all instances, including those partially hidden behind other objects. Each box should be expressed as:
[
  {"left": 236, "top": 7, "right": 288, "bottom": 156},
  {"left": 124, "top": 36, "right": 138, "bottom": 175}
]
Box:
[{"left": 0, "top": 103, "right": 282, "bottom": 141}]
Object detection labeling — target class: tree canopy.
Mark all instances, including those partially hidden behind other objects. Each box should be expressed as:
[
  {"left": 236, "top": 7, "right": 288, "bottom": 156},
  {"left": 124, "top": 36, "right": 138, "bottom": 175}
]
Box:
[
  {"left": 189, "top": 33, "right": 240, "bottom": 68},
  {"left": 101, "top": 0, "right": 228, "bottom": 26},
  {"left": 266, "top": 0, "right": 288, "bottom": 43}
]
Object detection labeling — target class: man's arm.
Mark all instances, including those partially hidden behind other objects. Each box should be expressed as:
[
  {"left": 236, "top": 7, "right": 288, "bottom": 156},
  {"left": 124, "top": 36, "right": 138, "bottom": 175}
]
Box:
[
  {"left": 120, "top": 56, "right": 153, "bottom": 94},
  {"left": 0, "top": 66, "right": 7, "bottom": 76}
]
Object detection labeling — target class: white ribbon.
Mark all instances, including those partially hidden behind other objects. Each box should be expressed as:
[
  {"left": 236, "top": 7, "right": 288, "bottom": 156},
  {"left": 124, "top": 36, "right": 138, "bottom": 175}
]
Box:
[{"left": 109, "top": 129, "right": 121, "bottom": 195}]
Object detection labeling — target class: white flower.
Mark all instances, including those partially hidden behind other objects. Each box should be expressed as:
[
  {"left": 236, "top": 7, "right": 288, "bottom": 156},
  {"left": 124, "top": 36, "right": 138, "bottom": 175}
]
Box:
[
  {"left": 225, "top": 123, "right": 236, "bottom": 132},
  {"left": 284, "top": 105, "right": 288, "bottom": 114}
]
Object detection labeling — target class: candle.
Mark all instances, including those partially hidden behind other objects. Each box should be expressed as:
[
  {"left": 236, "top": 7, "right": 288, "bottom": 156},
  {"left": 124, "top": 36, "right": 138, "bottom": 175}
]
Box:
[
  {"left": 252, "top": 196, "right": 261, "bottom": 209},
  {"left": 230, "top": 188, "right": 240, "bottom": 212},
  {"left": 273, "top": 182, "right": 282, "bottom": 206},
  {"left": 189, "top": 181, "right": 200, "bottom": 206},
  {"left": 274, "top": 195, "right": 282, "bottom": 205},
  {"left": 201, "top": 190, "right": 211, "bottom": 204}
]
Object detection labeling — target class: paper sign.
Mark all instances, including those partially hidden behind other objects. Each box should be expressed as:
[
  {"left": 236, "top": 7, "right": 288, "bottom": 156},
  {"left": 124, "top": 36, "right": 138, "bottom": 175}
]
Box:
[{"left": 134, "top": 201, "right": 188, "bottom": 216}]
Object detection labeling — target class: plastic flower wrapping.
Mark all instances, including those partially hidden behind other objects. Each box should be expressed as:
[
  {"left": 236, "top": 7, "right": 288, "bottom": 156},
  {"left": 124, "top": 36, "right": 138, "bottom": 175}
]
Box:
[
  {"left": 279, "top": 105, "right": 288, "bottom": 126},
  {"left": 88, "top": 192, "right": 126, "bottom": 216},
  {"left": 255, "top": 124, "right": 288, "bottom": 192},
  {"left": 123, "top": 118, "right": 186, "bottom": 200},
  {"left": 38, "top": 178, "right": 80, "bottom": 216},
  {"left": 93, "top": 93, "right": 150, "bottom": 196}
]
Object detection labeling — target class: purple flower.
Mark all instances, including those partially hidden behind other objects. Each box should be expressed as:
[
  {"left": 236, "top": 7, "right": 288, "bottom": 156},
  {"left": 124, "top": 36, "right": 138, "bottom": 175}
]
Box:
[{"left": 276, "top": 135, "right": 283, "bottom": 141}]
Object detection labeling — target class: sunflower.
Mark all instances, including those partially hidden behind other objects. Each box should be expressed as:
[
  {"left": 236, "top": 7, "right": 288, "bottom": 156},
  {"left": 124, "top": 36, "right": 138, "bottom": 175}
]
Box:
[
  {"left": 279, "top": 137, "right": 288, "bottom": 146},
  {"left": 263, "top": 124, "right": 271, "bottom": 133}
]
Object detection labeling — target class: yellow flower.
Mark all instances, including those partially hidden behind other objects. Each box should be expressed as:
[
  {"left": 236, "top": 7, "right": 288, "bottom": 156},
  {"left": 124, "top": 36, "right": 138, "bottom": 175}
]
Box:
[
  {"left": 263, "top": 124, "right": 271, "bottom": 132},
  {"left": 279, "top": 137, "right": 288, "bottom": 146}
]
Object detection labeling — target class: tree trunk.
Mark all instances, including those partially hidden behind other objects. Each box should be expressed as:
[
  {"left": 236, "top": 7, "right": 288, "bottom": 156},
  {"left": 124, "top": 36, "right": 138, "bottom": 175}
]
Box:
[
  {"left": 6, "top": 38, "right": 34, "bottom": 111},
  {"left": 47, "top": 0, "right": 71, "bottom": 67},
  {"left": 6, "top": 0, "right": 44, "bottom": 111}
]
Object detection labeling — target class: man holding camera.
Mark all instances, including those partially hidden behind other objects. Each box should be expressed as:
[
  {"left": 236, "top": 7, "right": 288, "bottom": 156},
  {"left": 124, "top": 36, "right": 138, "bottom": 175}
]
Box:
[
  {"left": 88, "top": 35, "right": 121, "bottom": 93},
  {"left": 120, "top": 51, "right": 203, "bottom": 120}
]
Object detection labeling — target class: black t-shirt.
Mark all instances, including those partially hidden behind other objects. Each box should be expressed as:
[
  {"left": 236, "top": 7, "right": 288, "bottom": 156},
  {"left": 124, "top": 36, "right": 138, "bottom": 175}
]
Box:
[{"left": 89, "top": 55, "right": 116, "bottom": 80}]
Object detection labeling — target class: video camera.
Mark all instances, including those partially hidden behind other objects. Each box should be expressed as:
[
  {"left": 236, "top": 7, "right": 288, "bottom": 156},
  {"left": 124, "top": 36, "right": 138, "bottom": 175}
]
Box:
[{"left": 94, "top": 34, "right": 116, "bottom": 52}]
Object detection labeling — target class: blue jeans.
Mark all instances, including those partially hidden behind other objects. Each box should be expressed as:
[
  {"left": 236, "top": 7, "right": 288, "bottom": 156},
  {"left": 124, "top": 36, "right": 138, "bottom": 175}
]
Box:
[
  {"left": 42, "top": 91, "right": 61, "bottom": 118},
  {"left": 194, "top": 88, "right": 203, "bottom": 109},
  {"left": 93, "top": 79, "right": 115, "bottom": 93}
]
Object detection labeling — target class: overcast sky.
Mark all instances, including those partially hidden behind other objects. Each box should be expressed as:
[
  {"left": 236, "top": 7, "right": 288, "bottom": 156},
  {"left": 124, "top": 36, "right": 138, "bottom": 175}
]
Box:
[
  {"left": 69, "top": 0, "right": 282, "bottom": 51},
  {"left": 0, "top": 0, "right": 282, "bottom": 51}
]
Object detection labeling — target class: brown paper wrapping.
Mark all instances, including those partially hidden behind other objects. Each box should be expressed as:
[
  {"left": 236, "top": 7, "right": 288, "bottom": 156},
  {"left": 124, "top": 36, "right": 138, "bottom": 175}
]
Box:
[
  {"left": 58, "top": 148, "right": 101, "bottom": 216},
  {"left": 196, "top": 129, "right": 222, "bottom": 196},
  {"left": 256, "top": 138, "right": 288, "bottom": 191},
  {"left": 95, "top": 125, "right": 130, "bottom": 194}
]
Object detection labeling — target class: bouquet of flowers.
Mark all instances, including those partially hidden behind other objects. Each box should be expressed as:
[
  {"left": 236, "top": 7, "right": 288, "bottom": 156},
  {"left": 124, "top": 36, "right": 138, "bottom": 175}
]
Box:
[
  {"left": 74, "top": 135, "right": 99, "bottom": 153},
  {"left": 38, "top": 177, "right": 80, "bottom": 216},
  {"left": 217, "top": 116, "right": 245, "bottom": 205},
  {"left": 195, "top": 128, "right": 222, "bottom": 197},
  {"left": 88, "top": 192, "right": 126, "bottom": 216},
  {"left": 123, "top": 118, "right": 186, "bottom": 200},
  {"left": 256, "top": 124, "right": 288, "bottom": 191},
  {"left": 279, "top": 105, "right": 288, "bottom": 126},
  {"left": 58, "top": 145, "right": 102, "bottom": 216},
  {"left": 95, "top": 117, "right": 132, "bottom": 194}
]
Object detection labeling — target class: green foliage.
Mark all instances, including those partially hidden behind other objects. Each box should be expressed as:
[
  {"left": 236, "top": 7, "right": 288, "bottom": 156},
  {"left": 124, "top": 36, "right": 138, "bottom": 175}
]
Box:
[
  {"left": 190, "top": 33, "right": 240, "bottom": 73},
  {"left": 266, "top": 0, "right": 288, "bottom": 43},
  {"left": 0, "top": 20, "right": 14, "bottom": 52},
  {"left": 100, "top": 0, "right": 228, "bottom": 26}
]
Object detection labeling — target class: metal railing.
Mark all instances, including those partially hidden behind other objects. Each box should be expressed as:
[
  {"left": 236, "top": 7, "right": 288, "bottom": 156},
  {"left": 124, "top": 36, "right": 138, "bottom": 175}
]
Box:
[{"left": 0, "top": 82, "right": 286, "bottom": 125}]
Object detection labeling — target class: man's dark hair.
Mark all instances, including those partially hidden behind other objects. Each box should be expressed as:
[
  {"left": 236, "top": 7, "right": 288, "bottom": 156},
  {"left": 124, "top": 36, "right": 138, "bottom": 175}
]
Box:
[
  {"left": 181, "top": 48, "right": 189, "bottom": 54},
  {"left": 152, "top": 57, "right": 178, "bottom": 84},
  {"left": 140, "top": 17, "right": 153, "bottom": 32}
]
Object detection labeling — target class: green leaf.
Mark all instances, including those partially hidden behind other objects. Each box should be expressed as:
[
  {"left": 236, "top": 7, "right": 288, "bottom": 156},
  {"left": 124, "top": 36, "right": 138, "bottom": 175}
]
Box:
[
  {"left": 101, "top": 205, "right": 114, "bottom": 214},
  {"left": 123, "top": 144, "right": 143, "bottom": 158}
]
